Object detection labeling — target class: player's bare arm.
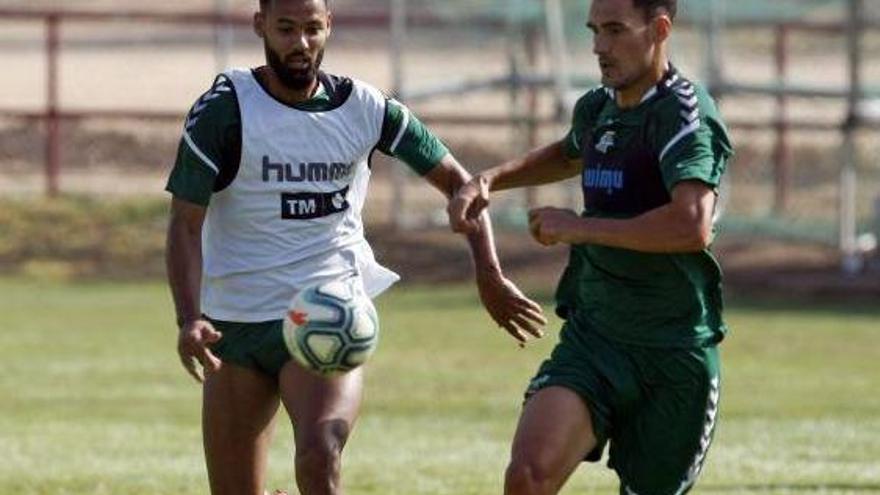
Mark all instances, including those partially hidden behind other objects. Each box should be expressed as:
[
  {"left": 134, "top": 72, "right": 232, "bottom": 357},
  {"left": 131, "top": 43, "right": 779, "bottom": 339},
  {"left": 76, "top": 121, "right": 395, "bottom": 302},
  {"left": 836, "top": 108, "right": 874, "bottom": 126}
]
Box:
[
  {"left": 166, "top": 197, "right": 222, "bottom": 382},
  {"left": 528, "top": 180, "right": 716, "bottom": 252},
  {"left": 425, "top": 154, "right": 547, "bottom": 344},
  {"left": 448, "top": 139, "right": 581, "bottom": 235}
]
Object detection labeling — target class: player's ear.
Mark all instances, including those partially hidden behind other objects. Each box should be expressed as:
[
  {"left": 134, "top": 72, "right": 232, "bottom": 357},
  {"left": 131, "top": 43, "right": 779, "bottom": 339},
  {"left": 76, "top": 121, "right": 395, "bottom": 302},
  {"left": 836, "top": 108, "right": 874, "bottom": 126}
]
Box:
[
  {"left": 325, "top": 11, "right": 333, "bottom": 38},
  {"left": 253, "top": 11, "right": 266, "bottom": 38},
  {"left": 651, "top": 14, "right": 672, "bottom": 44}
]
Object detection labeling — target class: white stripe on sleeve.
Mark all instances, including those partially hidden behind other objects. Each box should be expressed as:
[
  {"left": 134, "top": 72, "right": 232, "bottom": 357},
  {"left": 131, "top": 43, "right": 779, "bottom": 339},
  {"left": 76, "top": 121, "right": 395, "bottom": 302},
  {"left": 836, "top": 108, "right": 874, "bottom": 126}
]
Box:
[
  {"left": 389, "top": 101, "right": 411, "bottom": 154},
  {"left": 659, "top": 120, "right": 701, "bottom": 163},
  {"left": 183, "top": 130, "right": 220, "bottom": 175},
  {"left": 570, "top": 130, "right": 581, "bottom": 152}
]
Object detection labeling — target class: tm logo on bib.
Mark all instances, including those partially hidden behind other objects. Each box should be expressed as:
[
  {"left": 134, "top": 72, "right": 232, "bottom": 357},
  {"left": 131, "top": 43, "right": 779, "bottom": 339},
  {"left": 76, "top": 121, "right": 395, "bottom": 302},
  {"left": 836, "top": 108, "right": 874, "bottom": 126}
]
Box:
[{"left": 281, "top": 187, "right": 350, "bottom": 220}]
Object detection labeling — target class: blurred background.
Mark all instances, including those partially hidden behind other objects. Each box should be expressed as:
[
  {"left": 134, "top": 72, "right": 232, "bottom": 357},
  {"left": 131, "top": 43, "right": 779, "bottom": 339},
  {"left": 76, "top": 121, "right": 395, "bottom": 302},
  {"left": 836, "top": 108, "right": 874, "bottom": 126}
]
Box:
[
  {"left": 1, "top": 2, "right": 879, "bottom": 495},
  {"left": 1, "top": 0, "right": 879, "bottom": 294},
  {"left": 0, "top": 0, "right": 879, "bottom": 292}
]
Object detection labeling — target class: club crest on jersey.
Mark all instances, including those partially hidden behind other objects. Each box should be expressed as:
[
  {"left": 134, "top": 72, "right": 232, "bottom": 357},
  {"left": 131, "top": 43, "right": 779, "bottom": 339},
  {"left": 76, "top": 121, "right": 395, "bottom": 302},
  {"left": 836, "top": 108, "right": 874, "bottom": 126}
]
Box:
[{"left": 595, "top": 131, "right": 616, "bottom": 154}]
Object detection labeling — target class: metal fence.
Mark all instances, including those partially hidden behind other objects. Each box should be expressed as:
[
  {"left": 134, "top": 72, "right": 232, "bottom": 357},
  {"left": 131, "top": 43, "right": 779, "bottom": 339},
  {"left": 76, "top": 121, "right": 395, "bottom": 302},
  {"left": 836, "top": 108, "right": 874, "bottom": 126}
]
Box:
[
  {"left": 0, "top": 0, "right": 878, "bottom": 270},
  {"left": 387, "top": 0, "right": 880, "bottom": 271}
]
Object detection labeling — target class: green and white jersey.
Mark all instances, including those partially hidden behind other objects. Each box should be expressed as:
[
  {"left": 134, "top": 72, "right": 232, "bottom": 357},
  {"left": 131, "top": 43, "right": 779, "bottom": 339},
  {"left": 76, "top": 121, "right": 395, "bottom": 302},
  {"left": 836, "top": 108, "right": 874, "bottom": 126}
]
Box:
[
  {"left": 166, "top": 69, "right": 449, "bottom": 322},
  {"left": 557, "top": 65, "right": 734, "bottom": 347}
]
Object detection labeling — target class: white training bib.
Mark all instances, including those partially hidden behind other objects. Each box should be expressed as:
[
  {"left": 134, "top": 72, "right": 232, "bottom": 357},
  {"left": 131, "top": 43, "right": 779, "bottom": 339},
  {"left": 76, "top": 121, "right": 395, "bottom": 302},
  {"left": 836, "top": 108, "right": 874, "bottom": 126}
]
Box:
[{"left": 201, "top": 69, "right": 399, "bottom": 322}]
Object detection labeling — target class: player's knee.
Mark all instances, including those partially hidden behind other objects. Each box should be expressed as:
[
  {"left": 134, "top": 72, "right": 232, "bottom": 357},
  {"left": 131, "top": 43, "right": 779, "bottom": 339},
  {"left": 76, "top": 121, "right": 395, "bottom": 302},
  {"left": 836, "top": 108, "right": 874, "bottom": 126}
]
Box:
[
  {"left": 296, "top": 440, "right": 342, "bottom": 474},
  {"left": 504, "top": 456, "right": 556, "bottom": 495},
  {"left": 295, "top": 444, "right": 341, "bottom": 492},
  {"left": 294, "top": 421, "right": 350, "bottom": 487}
]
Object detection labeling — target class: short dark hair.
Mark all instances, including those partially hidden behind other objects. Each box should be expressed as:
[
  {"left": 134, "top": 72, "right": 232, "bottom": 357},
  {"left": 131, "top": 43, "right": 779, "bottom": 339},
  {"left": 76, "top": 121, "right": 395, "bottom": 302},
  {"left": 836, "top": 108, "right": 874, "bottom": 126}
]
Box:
[
  {"left": 632, "top": 0, "right": 676, "bottom": 22},
  {"left": 259, "top": 0, "right": 329, "bottom": 11}
]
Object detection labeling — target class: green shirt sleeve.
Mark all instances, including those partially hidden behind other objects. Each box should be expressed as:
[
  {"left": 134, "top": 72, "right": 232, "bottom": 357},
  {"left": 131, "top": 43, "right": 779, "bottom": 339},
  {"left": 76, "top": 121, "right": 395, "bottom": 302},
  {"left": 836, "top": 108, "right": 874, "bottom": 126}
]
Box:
[
  {"left": 562, "top": 87, "right": 608, "bottom": 160},
  {"left": 563, "top": 94, "right": 590, "bottom": 160},
  {"left": 376, "top": 99, "right": 448, "bottom": 175},
  {"left": 654, "top": 87, "right": 733, "bottom": 192},
  {"left": 165, "top": 75, "right": 241, "bottom": 206}
]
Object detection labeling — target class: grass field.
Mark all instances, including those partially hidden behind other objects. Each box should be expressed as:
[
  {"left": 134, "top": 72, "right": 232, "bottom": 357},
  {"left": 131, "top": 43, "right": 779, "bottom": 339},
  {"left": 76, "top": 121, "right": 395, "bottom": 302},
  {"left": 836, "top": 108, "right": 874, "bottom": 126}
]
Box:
[{"left": 0, "top": 278, "right": 878, "bottom": 495}]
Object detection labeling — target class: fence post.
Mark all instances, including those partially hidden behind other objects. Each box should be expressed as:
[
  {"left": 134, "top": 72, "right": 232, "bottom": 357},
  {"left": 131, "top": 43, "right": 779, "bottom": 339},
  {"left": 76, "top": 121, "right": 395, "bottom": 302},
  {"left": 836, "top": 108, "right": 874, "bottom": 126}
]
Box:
[
  {"left": 839, "top": 0, "right": 862, "bottom": 274},
  {"left": 45, "top": 13, "right": 61, "bottom": 197},
  {"left": 524, "top": 25, "right": 539, "bottom": 210},
  {"left": 773, "top": 24, "right": 791, "bottom": 215},
  {"left": 704, "top": 0, "right": 724, "bottom": 94},
  {"left": 389, "top": 0, "right": 407, "bottom": 229},
  {"left": 214, "top": 0, "right": 233, "bottom": 73}
]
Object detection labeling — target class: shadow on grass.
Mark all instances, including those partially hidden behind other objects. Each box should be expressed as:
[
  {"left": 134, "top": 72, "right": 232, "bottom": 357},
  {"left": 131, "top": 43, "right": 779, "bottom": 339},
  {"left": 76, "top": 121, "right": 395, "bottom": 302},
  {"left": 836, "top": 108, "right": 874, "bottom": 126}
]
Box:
[
  {"left": 701, "top": 483, "right": 880, "bottom": 493},
  {"left": 390, "top": 282, "right": 879, "bottom": 318},
  {"left": 726, "top": 294, "right": 880, "bottom": 317}
]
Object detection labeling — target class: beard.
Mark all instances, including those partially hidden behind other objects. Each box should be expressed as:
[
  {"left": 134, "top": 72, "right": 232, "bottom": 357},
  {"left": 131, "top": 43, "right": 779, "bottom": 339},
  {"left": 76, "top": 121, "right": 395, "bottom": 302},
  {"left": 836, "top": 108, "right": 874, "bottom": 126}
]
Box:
[{"left": 264, "top": 42, "right": 324, "bottom": 91}]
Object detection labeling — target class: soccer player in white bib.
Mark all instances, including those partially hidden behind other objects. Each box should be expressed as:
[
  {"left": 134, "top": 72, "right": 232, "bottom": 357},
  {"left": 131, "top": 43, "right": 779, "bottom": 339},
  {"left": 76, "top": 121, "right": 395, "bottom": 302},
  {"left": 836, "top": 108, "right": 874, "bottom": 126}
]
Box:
[{"left": 164, "top": 1, "right": 546, "bottom": 494}]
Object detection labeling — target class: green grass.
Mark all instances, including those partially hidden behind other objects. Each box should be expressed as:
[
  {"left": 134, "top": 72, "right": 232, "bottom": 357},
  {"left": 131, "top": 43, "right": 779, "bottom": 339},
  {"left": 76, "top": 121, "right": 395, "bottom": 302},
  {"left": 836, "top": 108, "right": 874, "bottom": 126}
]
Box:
[{"left": 0, "top": 279, "right": 878, "bottom": 495}]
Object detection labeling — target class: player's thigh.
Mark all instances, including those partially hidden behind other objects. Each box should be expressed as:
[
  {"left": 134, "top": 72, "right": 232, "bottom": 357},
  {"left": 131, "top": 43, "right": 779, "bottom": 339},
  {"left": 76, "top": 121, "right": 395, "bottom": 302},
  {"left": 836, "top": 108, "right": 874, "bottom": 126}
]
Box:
[
  {"left": 203, "top": 362, "right": 281, "bottom": 436},
  {"left": 509, "top": 386, "right": 599, "bottom": 486},
  {"left": 612, "top": 346, "right": 721, "bottom": 495},
  {"left": 203, "top": 363, "right": 281, "bottom": 495},
  {"left": 278, "top": 360, "right": 364, "bottom": 450}
]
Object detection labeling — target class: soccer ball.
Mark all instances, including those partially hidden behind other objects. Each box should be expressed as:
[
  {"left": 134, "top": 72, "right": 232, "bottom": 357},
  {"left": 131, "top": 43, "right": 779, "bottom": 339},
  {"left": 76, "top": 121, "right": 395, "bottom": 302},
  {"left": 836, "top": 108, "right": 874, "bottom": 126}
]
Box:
[{"left": 282, "top": 279, "right": 380, "bottom": 375}]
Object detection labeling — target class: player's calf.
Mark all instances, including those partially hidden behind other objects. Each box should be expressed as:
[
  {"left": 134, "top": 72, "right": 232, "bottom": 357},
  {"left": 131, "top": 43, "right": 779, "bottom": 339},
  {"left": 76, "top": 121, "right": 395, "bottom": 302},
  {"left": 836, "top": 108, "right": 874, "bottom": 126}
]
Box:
[{"left": 294, "top": 419, "right": 351, "bottom": 495}]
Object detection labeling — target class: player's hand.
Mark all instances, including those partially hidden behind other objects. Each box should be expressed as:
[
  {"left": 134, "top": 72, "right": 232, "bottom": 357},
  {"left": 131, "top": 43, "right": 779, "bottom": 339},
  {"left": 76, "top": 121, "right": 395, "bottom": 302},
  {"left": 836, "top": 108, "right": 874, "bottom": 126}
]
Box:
[
  {"left": 476, "top": 271, "right": 547, "bottom": 346},
  {"left": 448, "top": 175, "right": 490, "bottom": 235},
  {"left": 528, "top": 207, "right": 582, "bottom": 246},
  {"left": 177, "top": 318, "right": 223, "bottom": 383}
]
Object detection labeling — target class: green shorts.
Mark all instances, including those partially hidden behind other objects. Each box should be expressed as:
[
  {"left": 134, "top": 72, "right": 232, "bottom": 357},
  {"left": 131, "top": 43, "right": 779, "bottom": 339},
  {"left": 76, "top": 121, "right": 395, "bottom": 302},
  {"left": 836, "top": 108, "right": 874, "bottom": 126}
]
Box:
[
  {"left": 526, "top": 322, "right": 721, "bottom": 495},
  {"left": 207, "top": 318, "right": 291, "bottom": 376}
]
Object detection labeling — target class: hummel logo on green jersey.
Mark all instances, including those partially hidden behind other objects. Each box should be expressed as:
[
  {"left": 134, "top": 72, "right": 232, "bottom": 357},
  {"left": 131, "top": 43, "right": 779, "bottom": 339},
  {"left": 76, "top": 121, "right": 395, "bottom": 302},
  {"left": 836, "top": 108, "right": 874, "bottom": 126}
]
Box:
[{"left": 185, "top": 76, "right": 232, "bottom": 131}]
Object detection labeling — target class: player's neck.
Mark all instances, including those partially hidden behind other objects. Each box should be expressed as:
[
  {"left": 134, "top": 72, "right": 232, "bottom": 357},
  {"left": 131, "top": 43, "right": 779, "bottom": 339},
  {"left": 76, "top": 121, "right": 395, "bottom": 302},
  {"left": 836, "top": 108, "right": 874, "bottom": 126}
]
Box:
[
  {"left": 616, "top": 58, "right": 669, "bottom": 109},
  {"left": 257, "top": 66, "right": 319, "bottom": 105}
]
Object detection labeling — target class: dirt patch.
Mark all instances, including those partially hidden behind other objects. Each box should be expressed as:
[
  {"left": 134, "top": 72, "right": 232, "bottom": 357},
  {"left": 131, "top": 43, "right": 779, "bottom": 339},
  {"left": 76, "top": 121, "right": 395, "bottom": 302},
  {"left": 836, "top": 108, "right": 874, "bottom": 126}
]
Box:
[
  {"left": 366, "top": 225, "right": 569, "bottom": 289},
  {"left": 716, "top": 239, "right": 880, "bottom": 303},
  {"left": 1, "top": 119, "right": 876, "bottom": 302},
  {"left": 1, "top": 194, "right": 877, "bottom": 303},
  {"left": 0, "top": 120, "right": 179, "bottom": 173},
  {"left": 367, "top": 226, "right": 880, "bottom": 303}
]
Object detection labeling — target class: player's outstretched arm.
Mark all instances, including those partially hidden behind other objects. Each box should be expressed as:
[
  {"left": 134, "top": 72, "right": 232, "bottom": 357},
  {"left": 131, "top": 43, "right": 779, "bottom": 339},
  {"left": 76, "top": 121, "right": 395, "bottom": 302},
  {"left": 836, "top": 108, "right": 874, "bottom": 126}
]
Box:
[
  {"left": 448, "top": 139, "right": 581, "bottom": 235},
  {"left": 528, "top": 180, "right": 717, "bottom": 252},
  {"left": 166, "top": 197, "right": 222, "bottom": 382},
  {"left": 424, "top": 154, "right": 547, "bottom": 345}
]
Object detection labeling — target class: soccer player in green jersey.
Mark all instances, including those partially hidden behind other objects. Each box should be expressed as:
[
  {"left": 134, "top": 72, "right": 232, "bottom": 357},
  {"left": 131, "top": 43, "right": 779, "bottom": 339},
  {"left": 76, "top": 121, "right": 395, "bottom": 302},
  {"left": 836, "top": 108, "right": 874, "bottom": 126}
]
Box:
[
  {"left": 449, "top": 0, "right": 733, "bottom": 494},
  {"left": 165, "top": 1, "right": 545, "bottom": 494}
]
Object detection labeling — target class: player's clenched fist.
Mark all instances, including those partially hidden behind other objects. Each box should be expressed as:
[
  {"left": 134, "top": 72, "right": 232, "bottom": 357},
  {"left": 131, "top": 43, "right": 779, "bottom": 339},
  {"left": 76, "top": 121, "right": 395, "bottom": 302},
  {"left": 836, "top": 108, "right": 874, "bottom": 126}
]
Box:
[{"left": 528, "top": 207, "right": 583, "bottom": 246}]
